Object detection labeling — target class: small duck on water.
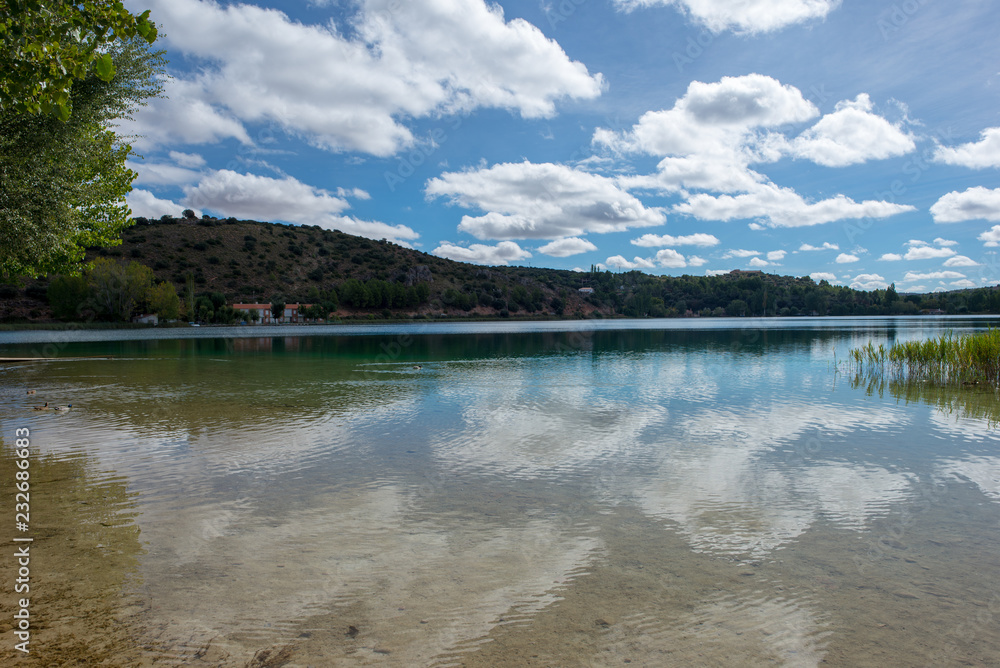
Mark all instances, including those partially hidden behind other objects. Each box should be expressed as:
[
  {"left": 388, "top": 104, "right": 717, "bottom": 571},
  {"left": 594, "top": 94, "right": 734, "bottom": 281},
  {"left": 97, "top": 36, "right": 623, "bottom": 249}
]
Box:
[
  {"left": 33, "top": 403, "right": 72, "bottom": 411},
  {"left": 412, "top": 365, "right": 423, "bottom": 370},
  {"left": 33, "top": 402, "right": 49, "bottom": 410}
]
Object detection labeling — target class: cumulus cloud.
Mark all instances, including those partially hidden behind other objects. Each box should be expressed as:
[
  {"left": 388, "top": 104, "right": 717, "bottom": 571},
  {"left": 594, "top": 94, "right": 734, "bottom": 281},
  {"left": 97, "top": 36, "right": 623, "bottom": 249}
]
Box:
[
  {"left": 767, "top": 250, "right": 787, "bottom": 261},
  {"left": 878, "top": 253, "right": 902, "bottom": 261},
  {"left": 904, "top": 245, "right": 956, "bottom": 261},
  {"left": 979, "top": 226, "right": 1000, "bottom": 247},
  {"left": 933, "top": 127, "right": 1000, "bottom": 169},
  {"left": 129, "top": 164, "right": 200, "bottom": 189},
  {"left": 799, "top": 242, "right": 839, "bottom": 251},
  {"left": 836, "top": 253, "right": 860, "bottom": 263},
  {"left": 943, "top": 255, "right": 979, "bottom": 267},
  {"left": 433, "top": 241, "right": 531, "bottom": 265},
  {"left": 722, "top": 249, "right": 761, "bottom": 259},
  {"left": 931, "top": 187, "right": 1000, "bottom": 223},
  {"left": 706, "top": 269, "right": 732, "bottom": 276},
  {"left": 934, "top": 238, "right": 958, "bottom": 247},
  {"left": 850, "top": 273, "right": 888, "bottom": 290},
  {"left": 676, "top": 182, "right": 914, "bottom": 227},
  {"left": 127, "top": 189, "right": 195, "bottom": 219},
  {"left": 748, "top": 257, "right": 769, "bottom": 267},
  {"left": 655, "top": 248, "right": 688, "bottom": 268},
  {"left": 597, "top": 74, "right": 817, "bottom": 194},
  {"left": 537, "top": 237, "right": 598, "bottom": 257},
  {"left": 787, "top": 94, "right": 915, "bottom": 167},
  {"left": 595, "top": 75, "right": 913, "bottom": 228},
  {"left": 426, "top": 161, "right": 665, "bottom": 240},
  {"left": 810, "top": 272, "right": 837, "bottom": 282},
  {"left": 169, "top": 151, "right": 207, "bottom": 169},
  {"left": 606, "top": 255, "right": 655, "bottom": 270},
  {"left": 951, "top": 279, "right": 977, "bottom": 288},
  {"left": 613, "top": 0, "right": 841, "bottom": 34},
  {"left": 125, "top": 0, "right": 603, "bottom": 156},
  {"left": 631, "top": 233, "right": 720, "bottom": 247},
  {"left": 902, "top": 270, "right": 966, "bottom": 282},
  {"left": 182, "top": 170, "right": 418, "bottom": 242}
]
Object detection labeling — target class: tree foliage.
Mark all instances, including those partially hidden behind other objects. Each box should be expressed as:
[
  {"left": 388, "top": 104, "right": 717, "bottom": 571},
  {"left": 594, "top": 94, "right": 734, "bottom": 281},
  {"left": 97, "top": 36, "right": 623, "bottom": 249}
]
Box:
[
  {"left": 0, "top": 34, "right": 166, "bottom": 279},
  {"left": 0, "top": 0, "right": 158, "bottom": 120},
  {"left": 87, "top": 257, "right": 153, "bottom": 320}
]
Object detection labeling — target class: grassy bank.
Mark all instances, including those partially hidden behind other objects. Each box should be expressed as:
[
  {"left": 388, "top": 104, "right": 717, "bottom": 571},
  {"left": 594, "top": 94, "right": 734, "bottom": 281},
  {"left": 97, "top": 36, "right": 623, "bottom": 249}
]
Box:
[{"left": 849, "top": 330, "right": 1000, "bottom": 386}]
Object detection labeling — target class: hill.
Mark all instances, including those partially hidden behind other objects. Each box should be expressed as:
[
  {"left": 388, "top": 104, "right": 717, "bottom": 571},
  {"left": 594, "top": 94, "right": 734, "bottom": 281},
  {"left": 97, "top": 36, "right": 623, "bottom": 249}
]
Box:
[{"left": 3, "top": 214, "right": 1000, "bottom": 323}]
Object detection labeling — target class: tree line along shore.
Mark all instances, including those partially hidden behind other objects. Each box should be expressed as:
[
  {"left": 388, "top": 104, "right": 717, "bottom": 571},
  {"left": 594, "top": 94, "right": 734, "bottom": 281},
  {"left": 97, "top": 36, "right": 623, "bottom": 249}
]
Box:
[{"left": 3, "top": 215, "right": 1000, "bottom": 326}]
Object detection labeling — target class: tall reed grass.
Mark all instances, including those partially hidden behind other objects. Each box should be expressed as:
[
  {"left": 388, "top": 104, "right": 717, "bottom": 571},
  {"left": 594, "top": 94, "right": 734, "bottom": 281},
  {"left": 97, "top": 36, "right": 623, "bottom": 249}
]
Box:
[{"left": 848, "top": 330, "right": 1000, "bottom": 386}]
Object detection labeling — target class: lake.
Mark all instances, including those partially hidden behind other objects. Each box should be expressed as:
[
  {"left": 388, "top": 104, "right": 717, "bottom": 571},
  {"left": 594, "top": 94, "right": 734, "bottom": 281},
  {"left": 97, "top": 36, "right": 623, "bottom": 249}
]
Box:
[{"left": 2, "top": 317, "right": 1000, "bottom": 666}]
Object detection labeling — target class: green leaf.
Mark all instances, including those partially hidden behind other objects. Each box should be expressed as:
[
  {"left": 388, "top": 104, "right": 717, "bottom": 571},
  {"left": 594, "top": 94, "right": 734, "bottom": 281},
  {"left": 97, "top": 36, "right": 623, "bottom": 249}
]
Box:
[{"left": 94, "top": 52, "right": 115, "bottom": 81}]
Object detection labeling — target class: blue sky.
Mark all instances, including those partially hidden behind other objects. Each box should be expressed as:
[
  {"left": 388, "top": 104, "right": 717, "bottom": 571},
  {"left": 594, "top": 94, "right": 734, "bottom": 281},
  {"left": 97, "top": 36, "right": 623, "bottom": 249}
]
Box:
[{"left": 120, "top": 0, "right": 1000, "bottom": 292}]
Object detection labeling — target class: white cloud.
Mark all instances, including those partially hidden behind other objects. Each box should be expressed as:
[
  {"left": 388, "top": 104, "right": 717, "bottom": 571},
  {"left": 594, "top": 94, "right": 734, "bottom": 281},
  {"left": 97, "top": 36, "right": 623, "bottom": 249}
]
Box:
[
  {"left": 537, "top": 237, "right": 598, "bottom": 257},
  {"left": 931, "top": 187, "right": 1000, "bottom": 224},
  {"left": 722, "top": 249, "right": 761, "bottom": 258},
  {"left": 904, "top": 246, "right": 956, "bottom": 261},
  {"left": 613, "top": 0, "right": 841, "bottom": 34},
  {"left": 433, "top": 241, "right": 531, "bottom": 265},
  {"left": 655, "top": 248, "right": 688, "bottom": 268},
  {"left": 934, "top": 237, "right": 958, "bottom": 247},
  {"left": 126, "top": 0, "right": 602, "bottom": 156},
  {"left": 706, "top": 269, "right": 732, "bottom": 276},
  {"left": 979, "top": 226, "right": 1000, "bottom": 247},
  {"left": 748, "top": 257, "right": 769, "bottom": 267},
  {"left": 426, "top": 161, "right": 664, "bottom": 240},
  {"left": 126, "top": 189, "right": 195, "bottom": 219},
  {"left": 676, "top": 182, "right": 915, "bottom": 227},
  {"left": 943, "top": 255, "right": 980, "bottom": 267},
  {"left": 767, "top": 250, "right": 787, "bottom": 261},
  {"left": 788, "top": 94, "right": 915, "bottom": 167},
  {"left": 169, "top": 151, "right": 207, "bottom": 169},
  {"left": 687, "top": 256, "right": 708, "bottom": 267},
  {"left": 951, "top": 279, "right": 977, "bottom": 288},
  {"left": 810, "top": 272, "right": 837, "bottom": 282},
  {"left": 117, "top": 77, "right": 254, "bottom": 152},
  {"left": 850, "top": 273, "right": 888, "bottom": 290},
  {"left": 836, "top": 253, "right": 860, "bottom": 263},
  {"left": 597, "top": 74, "right": 817, "bottom": 194},
  {"left": 182, "top": 170, "right": 418, "bottom": 242},
  {"left": 127, "top": 159, "right": 204, "bottom": 187},
  {"left": 799, "top": 242, "right": 839, "bottom": 251},
  {"left": 631, "top": 233, "right": 720, "bottom": 247},
  {"left": 606, "top": 255, "right": 655, "bottom": 270},
  {"left": 902, "top": 271, "right": 966, "bottom": 282},
  {"left": 878, "top": 253, "right": 903, "bottom": 261},
  {"left": 595, "top": 75, "right": 912, "bottom": 229},
  {"left": 933, "top": 128, "right": 1000, "bottom": 169}
]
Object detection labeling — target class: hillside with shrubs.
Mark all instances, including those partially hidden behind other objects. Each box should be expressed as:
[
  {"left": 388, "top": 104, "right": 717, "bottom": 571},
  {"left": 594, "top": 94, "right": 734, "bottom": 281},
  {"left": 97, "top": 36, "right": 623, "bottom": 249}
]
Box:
[{"left": 3, "top": 212, "right": 1000, "bottom": 324}]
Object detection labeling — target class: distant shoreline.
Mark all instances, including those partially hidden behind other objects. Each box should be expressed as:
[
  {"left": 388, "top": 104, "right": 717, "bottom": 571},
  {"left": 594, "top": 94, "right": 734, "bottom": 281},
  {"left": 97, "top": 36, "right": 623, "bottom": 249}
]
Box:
[{"left": 2, "top": 315, "right": 999, "bottom": 347}]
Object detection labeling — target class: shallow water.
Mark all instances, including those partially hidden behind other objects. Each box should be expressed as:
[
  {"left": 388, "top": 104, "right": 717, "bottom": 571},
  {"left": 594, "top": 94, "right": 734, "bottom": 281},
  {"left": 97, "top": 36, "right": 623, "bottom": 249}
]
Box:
[{"left": 2, "top": 318, "right": 1000, "bottom": 666}]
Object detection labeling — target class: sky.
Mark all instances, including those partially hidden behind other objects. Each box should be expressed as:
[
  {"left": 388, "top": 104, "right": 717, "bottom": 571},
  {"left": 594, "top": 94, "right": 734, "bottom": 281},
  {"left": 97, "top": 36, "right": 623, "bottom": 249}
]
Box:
[{"left": 119, "top": 0, "right": 1000, "bottom": 293}]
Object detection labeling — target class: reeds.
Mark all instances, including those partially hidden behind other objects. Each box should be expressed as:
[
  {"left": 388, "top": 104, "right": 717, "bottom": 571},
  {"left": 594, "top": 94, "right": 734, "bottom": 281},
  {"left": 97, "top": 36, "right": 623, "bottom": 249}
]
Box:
[{"left": 848, "top": 330, "right": 1000, "bottom": 387}]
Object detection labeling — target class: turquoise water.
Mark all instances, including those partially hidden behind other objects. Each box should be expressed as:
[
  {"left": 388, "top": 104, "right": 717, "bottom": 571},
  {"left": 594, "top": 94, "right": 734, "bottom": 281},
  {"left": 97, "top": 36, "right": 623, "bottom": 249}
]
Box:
[{"left": 2, "top": 318, "right": 1000, "bottom": 666}]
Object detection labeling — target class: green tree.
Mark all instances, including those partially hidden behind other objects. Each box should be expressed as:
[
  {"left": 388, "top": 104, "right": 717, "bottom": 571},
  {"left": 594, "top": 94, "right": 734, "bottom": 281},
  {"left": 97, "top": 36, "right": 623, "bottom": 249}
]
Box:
[
  {"left": 0, "top": 35, "right": 166, "bottom": 279},
  {"left": 0, "top": 1, "right": 158, "bottom": 119},
  {"left": 87, "top": 257, "right": 154, "bottom": 321},
  {"left": 270, "top": 296, "right": 286, "bottom": 322},
  {"left": 46, "top": 273, "right": 89, "bottom": 319},
  {"left": 248, "top": 307, "right": 260, "bottom": 324},
  {"left": 148, "top": 280, "right": 179, "bottom": 320}
]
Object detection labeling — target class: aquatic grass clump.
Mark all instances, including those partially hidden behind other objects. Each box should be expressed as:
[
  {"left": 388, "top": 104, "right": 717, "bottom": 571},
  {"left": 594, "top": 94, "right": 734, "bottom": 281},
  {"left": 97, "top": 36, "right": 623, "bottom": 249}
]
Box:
[{"left": 849, "top": 330, "right": 1000, "bottom": 387}]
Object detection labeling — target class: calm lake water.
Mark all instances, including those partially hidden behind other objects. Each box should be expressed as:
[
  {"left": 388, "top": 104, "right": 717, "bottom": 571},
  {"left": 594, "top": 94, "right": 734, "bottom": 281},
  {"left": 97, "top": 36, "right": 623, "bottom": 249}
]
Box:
[{"left": 3, "top": 317, "right": 1000, "bottom": 666}]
